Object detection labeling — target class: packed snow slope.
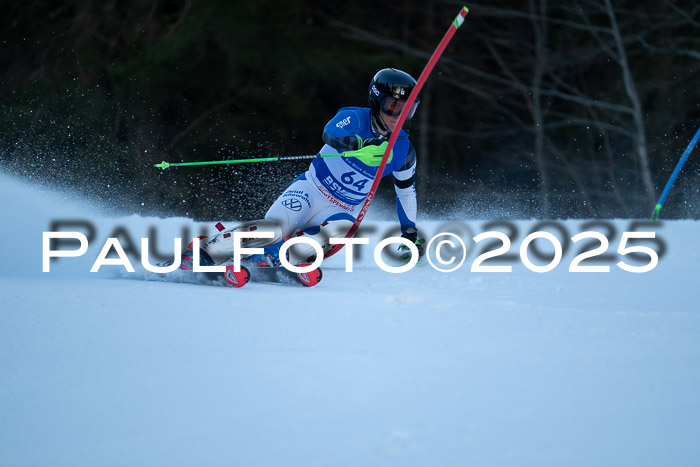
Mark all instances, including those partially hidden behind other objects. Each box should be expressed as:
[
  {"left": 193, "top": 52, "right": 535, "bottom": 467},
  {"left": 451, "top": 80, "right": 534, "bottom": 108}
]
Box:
[{"left": 1, "top": 171, "right": 700, "bottom": 467}]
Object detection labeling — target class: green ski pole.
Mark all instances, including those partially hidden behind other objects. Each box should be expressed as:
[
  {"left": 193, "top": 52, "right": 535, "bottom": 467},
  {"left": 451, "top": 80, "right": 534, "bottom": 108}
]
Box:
[
  {"left": 154, "top": 153, "right": 324, "bottom": 170},
  {"left": 154, "top": 144, "right": 390, "bottom": 170}
]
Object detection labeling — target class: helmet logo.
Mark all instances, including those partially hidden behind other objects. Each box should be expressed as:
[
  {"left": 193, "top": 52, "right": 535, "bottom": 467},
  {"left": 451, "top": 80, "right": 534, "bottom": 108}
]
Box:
[{"left": 371, "top": 85, "right": 380, "bottom": 96}]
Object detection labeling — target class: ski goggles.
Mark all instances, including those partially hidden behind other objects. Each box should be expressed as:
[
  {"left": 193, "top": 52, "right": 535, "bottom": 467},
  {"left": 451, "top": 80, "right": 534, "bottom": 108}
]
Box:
[{"left": 381, "top": 96, "right": 419, "bottom": 119}]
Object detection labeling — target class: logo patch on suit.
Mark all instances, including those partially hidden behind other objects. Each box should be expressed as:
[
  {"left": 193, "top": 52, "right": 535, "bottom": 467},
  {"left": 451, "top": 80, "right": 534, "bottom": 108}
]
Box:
[{"left": 282, "top": 198, "right": 303, "bottom": 211}]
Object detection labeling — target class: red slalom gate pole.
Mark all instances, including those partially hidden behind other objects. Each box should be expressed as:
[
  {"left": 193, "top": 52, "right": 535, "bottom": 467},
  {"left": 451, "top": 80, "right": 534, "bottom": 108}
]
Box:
[{"left": 324, "top": 6, "right": 470, "bottom": 260}]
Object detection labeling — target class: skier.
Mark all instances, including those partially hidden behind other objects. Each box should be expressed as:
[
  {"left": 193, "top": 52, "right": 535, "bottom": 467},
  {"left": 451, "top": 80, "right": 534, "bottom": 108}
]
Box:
[{"left": 187, "top": 68, "right": 425, "bottom": 283}]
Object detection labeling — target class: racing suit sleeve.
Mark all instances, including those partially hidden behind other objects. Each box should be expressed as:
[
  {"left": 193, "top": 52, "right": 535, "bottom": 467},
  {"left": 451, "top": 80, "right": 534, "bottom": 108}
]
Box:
[
  {"left": 393, "top": 142, "right": 417, "bottom": 233},
  {"left": 321, "top": 108, "right": 365, "bottom": 152}
]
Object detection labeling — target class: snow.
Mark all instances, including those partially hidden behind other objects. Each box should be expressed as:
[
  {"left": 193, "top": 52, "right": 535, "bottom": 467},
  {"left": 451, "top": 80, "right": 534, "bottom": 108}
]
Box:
[{"left": 1, "top": 171, "right": 700, "bottom": 467}]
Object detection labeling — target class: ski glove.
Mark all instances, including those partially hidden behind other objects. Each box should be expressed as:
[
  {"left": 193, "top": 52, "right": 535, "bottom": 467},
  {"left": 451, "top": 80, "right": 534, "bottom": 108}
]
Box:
[
  {"left": 398, "top": 228, "right": 425, "bottom": 262},
  {"left": 345, "top": 137, "right": 392, "bottom": 167},
  {"left": 359, "top": 137, "right": 386, "bottom": 148}
]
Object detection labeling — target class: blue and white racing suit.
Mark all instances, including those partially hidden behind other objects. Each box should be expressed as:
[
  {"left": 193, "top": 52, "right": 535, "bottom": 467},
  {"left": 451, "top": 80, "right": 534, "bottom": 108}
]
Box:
[
  {"left": 203, "top": 107, "right": 418, "bottom": 264},
  {"left": 265, "top": 106, "right": 418, "bottom": 242}
]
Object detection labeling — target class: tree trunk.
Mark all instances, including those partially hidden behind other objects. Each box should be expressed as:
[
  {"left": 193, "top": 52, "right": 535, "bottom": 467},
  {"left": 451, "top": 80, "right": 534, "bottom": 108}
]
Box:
[
  {"left": 530, "top": 0, "right": 550, "bottom": 217},
  {"left": 604, "top": 0, "right": 656, "bottom": 209}
]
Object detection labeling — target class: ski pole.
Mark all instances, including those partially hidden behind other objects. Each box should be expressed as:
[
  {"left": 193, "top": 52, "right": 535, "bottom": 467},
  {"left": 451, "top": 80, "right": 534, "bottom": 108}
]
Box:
[
  {"left": 651, "top": 125, "right": 700, "bottom": 221},
  {"left": 154, "top": 151, "right": 359, "bottom": 170},
  {"left": 324, "top": 5, "right": 470, "bottom": 260},
  {"left": 154, "top": 154, "right": 320, "bottom": 170}
]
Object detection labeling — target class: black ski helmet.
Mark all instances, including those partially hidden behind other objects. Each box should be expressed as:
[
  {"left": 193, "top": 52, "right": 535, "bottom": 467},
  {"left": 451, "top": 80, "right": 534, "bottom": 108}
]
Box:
[{"left": 369, "top": 68, "right": 420, "bottom": 128}]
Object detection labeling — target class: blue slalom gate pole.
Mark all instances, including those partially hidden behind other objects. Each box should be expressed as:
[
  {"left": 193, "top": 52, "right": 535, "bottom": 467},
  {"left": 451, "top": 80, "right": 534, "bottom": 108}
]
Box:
[{"left": 651, "top": 126, "right": 700, "bottom": 221}]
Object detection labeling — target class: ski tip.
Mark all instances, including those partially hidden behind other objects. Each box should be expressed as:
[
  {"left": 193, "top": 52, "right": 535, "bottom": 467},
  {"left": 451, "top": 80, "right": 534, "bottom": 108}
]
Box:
[
  {"left": 224, "top": 265, "right": 250, "bottom": 288},
  {"left": 295, "top": 265, "right": 323, "bottom": 287}
]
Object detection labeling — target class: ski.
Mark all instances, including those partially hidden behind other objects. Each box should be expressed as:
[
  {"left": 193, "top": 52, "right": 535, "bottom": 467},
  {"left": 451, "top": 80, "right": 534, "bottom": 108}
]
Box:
[
  {"left": 198, "top": 262, "right": 322, "bottom": 288},
  {"left": 207, "top": 221, "right": 322, "bottom": 287},
  {"left": 160, "top": 223, "right": 323, "bottom": 288},
  {"left": 239, "top": 262, "right": 323, "bottom": 287}
]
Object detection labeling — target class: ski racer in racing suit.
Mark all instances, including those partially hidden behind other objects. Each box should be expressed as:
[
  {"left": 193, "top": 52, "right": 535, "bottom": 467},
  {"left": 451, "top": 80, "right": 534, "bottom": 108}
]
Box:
[{"left": 198, "top": 68, "right": 425, "bottom": 267}]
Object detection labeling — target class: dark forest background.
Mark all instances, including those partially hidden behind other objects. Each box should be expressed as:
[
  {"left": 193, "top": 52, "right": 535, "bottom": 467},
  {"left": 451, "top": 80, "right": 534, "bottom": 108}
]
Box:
[{"left": 1, "top": 0, "right": 699, "bottom": 221}]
